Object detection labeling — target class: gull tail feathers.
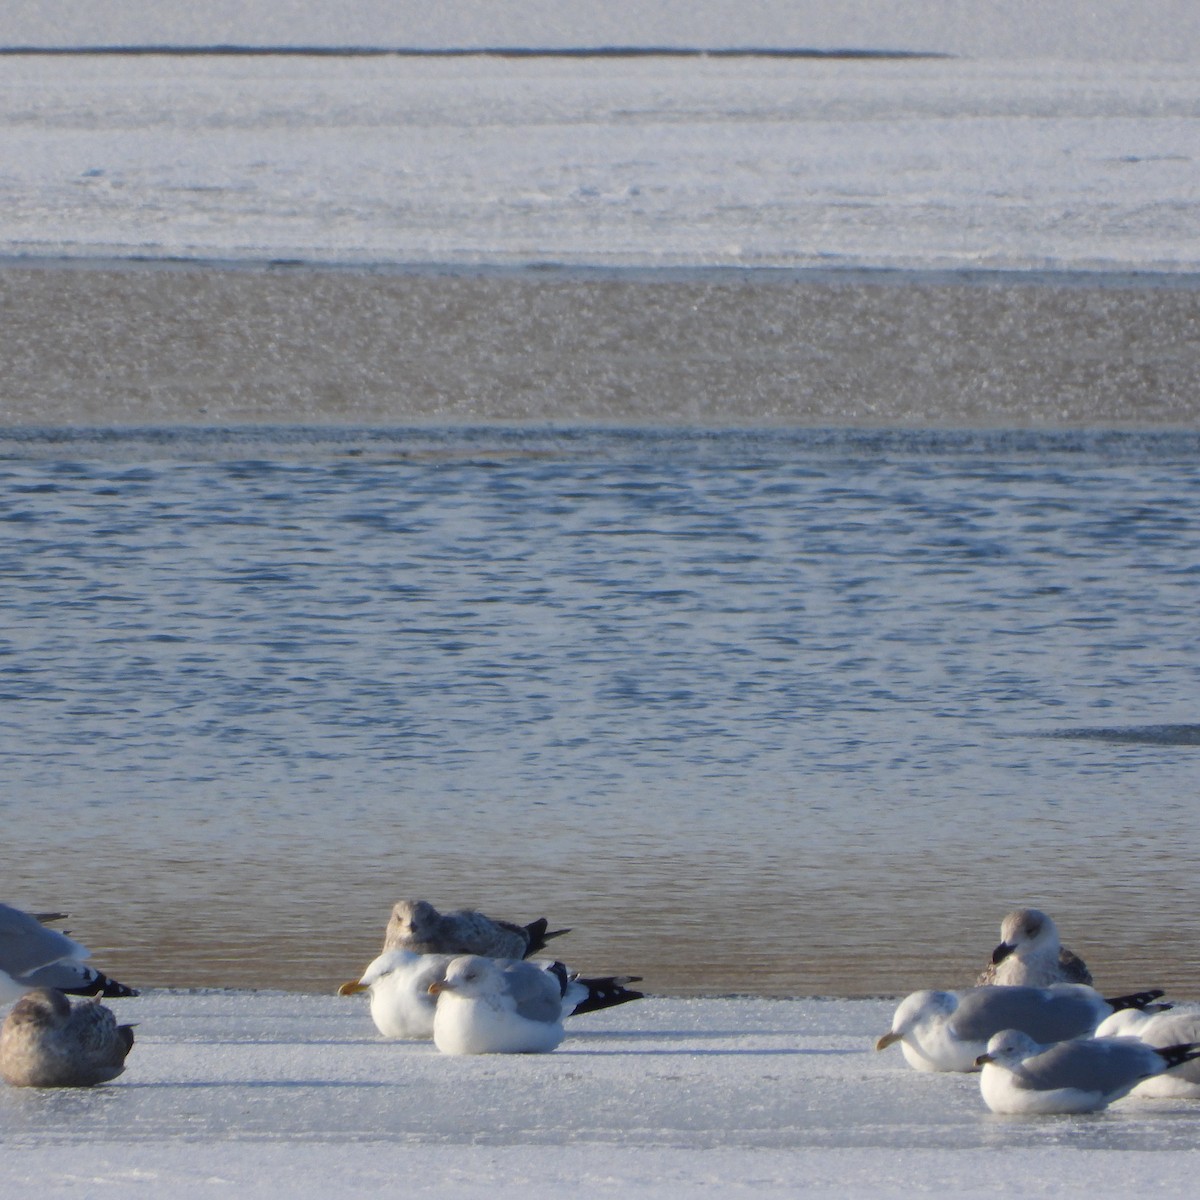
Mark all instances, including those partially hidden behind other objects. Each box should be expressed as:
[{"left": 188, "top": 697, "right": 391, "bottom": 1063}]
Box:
[{"left": 523, "top": 918, "right": 571, "bottom": 957}]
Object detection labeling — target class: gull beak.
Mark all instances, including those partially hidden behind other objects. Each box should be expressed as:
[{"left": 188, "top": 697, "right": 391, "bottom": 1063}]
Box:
[
  {"left": 991, "top": 941, "right": 1015, "bottom": 965},
  {"left": 875, "top": 1031, "right": 903, "bottom": 1051},
  {"left": 428, "top": 981, "right": 446, "bottom": 996},
  {"left": 975, "top": 1053, "right": 994, "bottom": 1067},
  {"left": 337, "top": 980, "right": 367, "bottom": 996}
]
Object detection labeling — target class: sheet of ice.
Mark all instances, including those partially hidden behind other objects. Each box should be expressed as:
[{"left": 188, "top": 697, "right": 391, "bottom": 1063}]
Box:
[
  {"left": 3, "top": 1, "right": 1199, "bottom": 62},
  {"left": 0, "top": 55, "right": 1196, "bottom": 272},
  {"left": 3, "top": 992, "right": 1200, "bottom": 1197}
]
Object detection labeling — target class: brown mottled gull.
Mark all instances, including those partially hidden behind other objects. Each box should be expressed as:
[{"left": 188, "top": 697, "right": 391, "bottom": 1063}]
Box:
[
  {"left": 0, "top": 988, "right": 134, "bottom": 1088},
  {"left": 976, "top": 908, "right": 1093, "bottom": 987},
  {"left": 383, "top": 899, "right": 569, "bottom": 960}
]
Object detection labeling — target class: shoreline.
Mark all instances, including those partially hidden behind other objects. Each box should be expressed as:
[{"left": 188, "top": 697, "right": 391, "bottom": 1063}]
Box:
[
  {"left": 7, "top": 253, "right": 1200, "bottom": 289},
  {"left": 3, "top": 258, "right": 1199, "bottom": 431}
]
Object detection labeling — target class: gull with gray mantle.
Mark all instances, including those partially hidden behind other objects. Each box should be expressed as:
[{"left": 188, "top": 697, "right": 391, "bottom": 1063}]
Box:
[
  {"left": 340, "top": 947, "right": 643, "bottom": 1040},
  {"left": 876, "top": 984, "right": 1166, "bottom": 1073},
  {"left": 428, "top": 954, "right": 641, "bottom": 1054},
  {"left": 975, "top": 1028, "right": 1200, "bottom": 1114},
  {"left": 0, "top": 903, "right": 138, "bottom": 1003},
  {"left": 1094, "top": 1005, "right": 1200, "bottom": 1098}
]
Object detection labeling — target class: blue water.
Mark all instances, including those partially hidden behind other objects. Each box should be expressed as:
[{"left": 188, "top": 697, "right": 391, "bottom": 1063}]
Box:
[{"left": 3, "top": 426, "right": 1199, "bottom": 996}]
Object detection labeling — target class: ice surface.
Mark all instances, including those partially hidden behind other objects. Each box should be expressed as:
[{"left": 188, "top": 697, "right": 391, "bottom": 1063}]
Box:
[
  {"left": 3, "top": 992, "right": 1199, "bottom": 1196},
  {"left": 3, "top": 1, "right": 1199, "bottom": 62},
  {"left": 0, "top": 55, "right": 1197, "bottom": 272}
]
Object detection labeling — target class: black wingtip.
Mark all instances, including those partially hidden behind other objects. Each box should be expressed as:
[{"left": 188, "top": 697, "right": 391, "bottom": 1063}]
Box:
[
  {"left": 1105, "top": 988, "right": 1166, "bottom": 1012},
  {"left": 1157, "top": 1041, "right": 1200, "bottom": 1071},
  {"left": 60, "top": 972, "right": 140, "bottom": 999},
  {"left": 569, "top": 975, "right": 646, "bottom": 1016}
]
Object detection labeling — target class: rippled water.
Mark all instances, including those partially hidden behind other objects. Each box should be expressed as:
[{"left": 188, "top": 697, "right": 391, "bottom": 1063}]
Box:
[{"left": 3, "top": 426, "right": 1199, "bottom": 996}]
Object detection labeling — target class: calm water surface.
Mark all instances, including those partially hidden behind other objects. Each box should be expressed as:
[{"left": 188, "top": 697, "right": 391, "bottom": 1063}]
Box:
[{"left": 2, "top": 426, "right": 1198, "bottom": 996}]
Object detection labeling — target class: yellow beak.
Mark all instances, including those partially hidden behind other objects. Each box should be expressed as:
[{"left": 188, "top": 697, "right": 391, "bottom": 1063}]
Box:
[
  {"left": 337, "top": 980, "right": 367, "bottom": 996},
  {"left": 875, "top": 1031, "right": 903, "bottom": 1051}
]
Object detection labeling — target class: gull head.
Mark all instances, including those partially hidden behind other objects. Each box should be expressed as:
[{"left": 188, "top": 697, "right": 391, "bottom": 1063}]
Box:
[
  {"left": 975, "top": 1028, "right": 1040, "bottom": 1069},
  {"left": 338, "top": 948, "right": 420, "bottom": 996},
  {"left": 428, "top": 955, "right": 495, "bottom": 999},
  {"left": 5, "top": 987, "right": 72, "bottom": 1031},
  {"left": 388, "top": 899, "right": 439, "bottom": 943},
  {"left": 876, "top": 989, "right": 958, "bottom": 1050},
  {"left": 991, "top": 908, "right": 1058, "bottom": 965}
]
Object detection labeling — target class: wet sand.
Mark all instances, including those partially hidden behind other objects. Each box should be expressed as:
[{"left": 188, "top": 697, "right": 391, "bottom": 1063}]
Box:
[{"left": 2, "top": 261, "right": 1199, "bottom": 429}]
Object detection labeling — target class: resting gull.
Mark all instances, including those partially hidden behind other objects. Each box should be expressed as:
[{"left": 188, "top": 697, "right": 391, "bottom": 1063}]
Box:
[
  {"left": 876, "top": 984, "right": 1165, "bottom": 1073},
  {"left": 340, "top": 948, "right": 643, "bottom": 1040},
  {"left": 1094, "top": 1006, "right": 1200, "bottom": 1098},
  {"left": 430, "top": 954, "right": 642, "bottom": 1054},
  {"left": 0, "top": 903, "right": 138, "bottom": 1003},
  {"left": 977, "top": 908, "right": 1093, "bottom": 987},
  {"left": 975, "top": 1028, "right": 1200, "bottom": 1114},
  {"left": 0, "top": 988, "right": 135, "bottom": 1088},
  {"left": 384, "top": 899, "right": 569, "bottom": 960}
]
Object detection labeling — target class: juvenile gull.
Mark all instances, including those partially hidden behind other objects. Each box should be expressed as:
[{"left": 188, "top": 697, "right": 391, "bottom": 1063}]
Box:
[
  {"left": 430, "top": 954, "right": 625, "bottom": 1054},
  {"left": 339, "top": 948, "right": 643, "bottom": 1040},
  {"left": 977, "top": 908, "right": 1093, "bottom": 987},
  {"left": 1094, "top": 1006, "right": 1200, "bottom": 1098},
  {"left": 384, "top": 899, "right": 569, "bottom": 960},
  {"left": 0, "top": 903, "right": 138, "bottom": 1003},
  {"left": 875, "top": 984, "right": 1165, "bottom": 1073},
  {"left": 0, "top": 988, "right": 135, "bottom": 1088},
  {"left": 975, "top": 1028, "right": 1200, "bottom": 1114}
]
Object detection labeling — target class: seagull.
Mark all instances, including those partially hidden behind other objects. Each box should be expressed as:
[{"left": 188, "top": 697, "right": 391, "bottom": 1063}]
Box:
[
  {"left": 383, "top": 899, "right": 569, "bottom": 960},
  {"left": 1094, "top": 1006, "right": 1200, "bottom": 1098},
  {"left": 0, "top": 903, "right": 138, "bottom": 1003},
  {"left": 339, "top": 948, "right": 643, "bottom": 1041},
  {"left": 975, "top": 1028, "right": 1200, "bottom": 1114},
  {"left": 977, "top": 908, "right": 1093, "bottom": 987},
  {"left": 338, "top": 949, "right": 454, "bottom": 1039},
  {"left": 429, "top": 954, "right": 643, "bottom": 1054},
  {"left": 876, "top": 984, "right": 1165, "bottom": 1073},
  {"left": 0, "top": 988, "right": 135, "bottom": 1088}
]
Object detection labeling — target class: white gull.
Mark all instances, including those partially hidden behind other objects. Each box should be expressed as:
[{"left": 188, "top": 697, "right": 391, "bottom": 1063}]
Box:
[
  {"left": 340, "top": 948, "right": 643, "bottom": 1041},
  {"left": 876, "top": 984, "right": 1165, "bottom": 1073},
  {"left": 1094, "top": 1005, "right": 1200, "bottom": 1098},
  {"left": 975, "top": 1028, "right": 1200, "bottom": 1114}
]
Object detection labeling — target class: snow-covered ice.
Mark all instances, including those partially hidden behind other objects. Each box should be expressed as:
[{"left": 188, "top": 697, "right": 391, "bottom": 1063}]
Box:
[
  {"left": 4, "top": 991, "right": 1200, "bottom": 1197},
  {"left": 1, "top": 55, "right": 1197, "bottom": 273}
]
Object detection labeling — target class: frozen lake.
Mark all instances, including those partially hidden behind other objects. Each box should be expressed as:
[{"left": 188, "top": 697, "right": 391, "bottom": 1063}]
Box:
[
  {"left": 4, "top": 991, "right": 1200, "bottom": 1198},
  {"left": 0, "top": 54, "right": 1197, "bottom": 272}
]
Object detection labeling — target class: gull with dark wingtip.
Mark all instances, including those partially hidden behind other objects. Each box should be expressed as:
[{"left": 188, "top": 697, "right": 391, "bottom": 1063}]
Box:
[
  {"left": 975, "top": 1028, "right": 1200, "bottom": 1114},
  {"left": 0, "top": 903, "right": 138, "bottom": 1003}
]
